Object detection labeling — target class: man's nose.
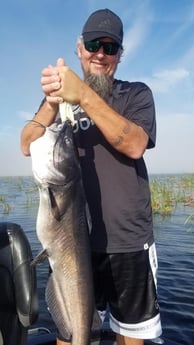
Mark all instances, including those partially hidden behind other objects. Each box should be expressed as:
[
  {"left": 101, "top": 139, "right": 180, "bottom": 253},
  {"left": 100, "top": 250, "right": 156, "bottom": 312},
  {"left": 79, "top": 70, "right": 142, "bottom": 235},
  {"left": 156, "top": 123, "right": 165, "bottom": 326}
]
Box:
[{"left": 95, "top": 46, "right": 105, "bottom": 56}]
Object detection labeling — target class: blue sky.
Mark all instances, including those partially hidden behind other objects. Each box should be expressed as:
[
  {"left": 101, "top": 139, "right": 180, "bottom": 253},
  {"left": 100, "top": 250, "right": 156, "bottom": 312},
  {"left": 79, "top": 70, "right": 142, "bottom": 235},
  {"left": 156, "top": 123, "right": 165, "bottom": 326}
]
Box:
[{"left": 0, "top": 0, "right": 194, "bottom": 176}]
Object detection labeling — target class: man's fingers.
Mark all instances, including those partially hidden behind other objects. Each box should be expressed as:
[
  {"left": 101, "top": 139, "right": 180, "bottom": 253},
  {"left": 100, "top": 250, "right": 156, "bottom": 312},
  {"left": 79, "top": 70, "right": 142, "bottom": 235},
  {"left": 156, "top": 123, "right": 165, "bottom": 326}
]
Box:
[
  {"left": 41, "top": 74, "right": 60, "bottom": 86},
  {"left": 42, "top": 81, "right": 61, "bottom": 94},
  {"left": 40, "top": 59, "right": 65, "bottom": 101},
  {"left": 57, "top": 58, "right": 65, "bottom": 67},
  {"left": 42, "top": 67, "right": 58, "bottom": 76},
  {"left": 46, "top": 95, "right": 63, "bottom": 104}
]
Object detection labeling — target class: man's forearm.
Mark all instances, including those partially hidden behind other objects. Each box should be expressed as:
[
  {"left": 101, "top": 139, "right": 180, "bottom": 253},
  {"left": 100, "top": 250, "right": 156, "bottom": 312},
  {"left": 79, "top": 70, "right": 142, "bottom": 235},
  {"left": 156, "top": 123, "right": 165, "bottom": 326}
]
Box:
[
  {"left": 80, "top": 84, "right": 148, "bottom": 159},
  {"left": 20, "top": 101, "right": 58, "bottom": 156}
]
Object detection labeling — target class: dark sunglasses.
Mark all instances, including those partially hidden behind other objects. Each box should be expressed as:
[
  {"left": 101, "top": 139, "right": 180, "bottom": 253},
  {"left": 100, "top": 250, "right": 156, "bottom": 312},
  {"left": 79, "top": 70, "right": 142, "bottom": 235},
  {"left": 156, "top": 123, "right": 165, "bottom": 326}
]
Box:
[{"left": 84, "top": 40, "right": 120, "bottom": 55}]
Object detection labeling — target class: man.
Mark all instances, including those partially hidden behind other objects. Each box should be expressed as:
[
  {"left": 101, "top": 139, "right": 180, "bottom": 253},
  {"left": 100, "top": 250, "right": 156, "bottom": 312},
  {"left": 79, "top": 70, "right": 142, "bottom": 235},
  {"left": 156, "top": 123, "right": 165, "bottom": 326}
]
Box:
[{"left": 21, "top": 8, "right": 162, "bottom": 345}]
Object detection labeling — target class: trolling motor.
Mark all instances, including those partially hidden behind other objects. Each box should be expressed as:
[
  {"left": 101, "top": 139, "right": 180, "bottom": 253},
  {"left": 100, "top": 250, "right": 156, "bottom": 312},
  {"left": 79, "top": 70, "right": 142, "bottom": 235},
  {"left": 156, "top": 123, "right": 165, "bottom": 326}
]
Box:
[{"left": 0, "top": 222, "right": 39, "bottom": 345}]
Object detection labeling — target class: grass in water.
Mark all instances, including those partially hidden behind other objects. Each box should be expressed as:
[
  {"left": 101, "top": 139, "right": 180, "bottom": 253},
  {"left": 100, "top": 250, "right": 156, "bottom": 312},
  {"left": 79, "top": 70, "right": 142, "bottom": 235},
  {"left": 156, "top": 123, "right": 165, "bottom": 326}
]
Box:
[
  {"left": 0, "top": 174, "right": 194, "bottom": 229},
  {"left": 0, "top": 194, "right": 11, "bottom": 214},
  {"left": 150, "top": 174, "right": 194, "bottom": 216}
]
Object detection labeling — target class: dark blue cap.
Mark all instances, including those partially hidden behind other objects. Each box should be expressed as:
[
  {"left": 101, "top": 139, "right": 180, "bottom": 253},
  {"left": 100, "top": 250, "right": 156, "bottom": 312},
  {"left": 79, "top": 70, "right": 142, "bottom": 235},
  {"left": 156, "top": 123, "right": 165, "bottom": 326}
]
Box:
[{"left": 82, "top": 9, "right": 123, "bottom": 45}]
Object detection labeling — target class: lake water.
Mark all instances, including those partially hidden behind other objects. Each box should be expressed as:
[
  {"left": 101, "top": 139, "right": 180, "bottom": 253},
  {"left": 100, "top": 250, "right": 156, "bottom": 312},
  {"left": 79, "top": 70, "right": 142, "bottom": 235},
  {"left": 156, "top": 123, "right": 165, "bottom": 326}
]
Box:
[{"left": 0, "top": 176, "right": 194, "bottom": 345}]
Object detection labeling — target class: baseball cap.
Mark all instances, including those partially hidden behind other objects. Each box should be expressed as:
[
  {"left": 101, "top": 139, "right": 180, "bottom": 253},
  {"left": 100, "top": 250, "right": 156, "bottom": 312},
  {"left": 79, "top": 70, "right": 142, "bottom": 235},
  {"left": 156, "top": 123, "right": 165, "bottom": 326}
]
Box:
[{"left": 82, "top": 9, "right": 123, "bottom": 46}]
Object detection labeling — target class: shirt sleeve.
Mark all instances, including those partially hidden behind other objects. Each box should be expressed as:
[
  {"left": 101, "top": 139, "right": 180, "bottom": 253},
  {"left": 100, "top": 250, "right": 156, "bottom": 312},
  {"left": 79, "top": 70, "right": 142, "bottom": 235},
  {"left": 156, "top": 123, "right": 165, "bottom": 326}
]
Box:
[{"left": 123, "top": 82, "right": 156, "bottom": 149}]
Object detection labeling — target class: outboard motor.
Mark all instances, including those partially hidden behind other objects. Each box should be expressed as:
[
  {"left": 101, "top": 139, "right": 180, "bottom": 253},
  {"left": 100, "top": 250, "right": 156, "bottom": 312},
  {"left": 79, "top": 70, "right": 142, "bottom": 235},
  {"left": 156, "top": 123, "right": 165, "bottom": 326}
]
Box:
[{"left": 0, "top": 222, "right": 39, "bottom": 345}]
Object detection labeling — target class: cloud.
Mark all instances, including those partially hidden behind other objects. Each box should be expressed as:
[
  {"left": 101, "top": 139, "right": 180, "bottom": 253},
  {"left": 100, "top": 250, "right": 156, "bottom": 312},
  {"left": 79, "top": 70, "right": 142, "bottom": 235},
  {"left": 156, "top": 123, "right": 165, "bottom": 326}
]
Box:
[
  {"left": 179, "top": 46, "right": 194, "bottom": 73},
  {"left": 18, "top": 111, "right": 34, "bottom": 121},
  {"left": 121, "top": 1, "right": 152, "bottom": 62},
  {"left": 144, "top": 111, "right": 194, "bottom": 174},
  {"left": 143, "top": 68, "right": 190, "bottom": 93},
  {"left": 0, "top": 126, "right": 13, "bottom": 137},
  {"left": 154, "top": 68, "right": 189, "bottom": 82},
  {"left": 122, "top": 20, "right": 148, "bottom": 61},
  {"left": 170, "top": 3, "right": 194, "bottom": 39}
]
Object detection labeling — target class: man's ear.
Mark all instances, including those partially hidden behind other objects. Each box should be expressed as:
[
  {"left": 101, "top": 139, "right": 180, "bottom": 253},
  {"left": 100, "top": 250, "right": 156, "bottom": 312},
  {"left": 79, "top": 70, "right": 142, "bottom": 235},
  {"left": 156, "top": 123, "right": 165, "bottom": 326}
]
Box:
[{"left": 77, "top": 43, "right": 82, "bottom": 58}]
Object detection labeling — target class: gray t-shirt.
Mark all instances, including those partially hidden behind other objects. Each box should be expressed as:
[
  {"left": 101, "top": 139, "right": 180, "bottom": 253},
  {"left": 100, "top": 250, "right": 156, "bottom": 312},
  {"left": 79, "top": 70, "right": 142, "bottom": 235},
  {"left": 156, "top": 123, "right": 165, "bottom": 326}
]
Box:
[{"left": 73, "top": 79, "right": 156, "bottom": 253}]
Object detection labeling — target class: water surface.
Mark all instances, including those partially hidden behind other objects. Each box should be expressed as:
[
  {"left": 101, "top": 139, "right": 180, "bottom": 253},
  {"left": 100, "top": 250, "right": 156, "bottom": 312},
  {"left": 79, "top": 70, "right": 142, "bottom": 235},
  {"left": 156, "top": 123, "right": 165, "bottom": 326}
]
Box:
[{"left": 0, "top": 176, "right": 193, "bottom": 344}]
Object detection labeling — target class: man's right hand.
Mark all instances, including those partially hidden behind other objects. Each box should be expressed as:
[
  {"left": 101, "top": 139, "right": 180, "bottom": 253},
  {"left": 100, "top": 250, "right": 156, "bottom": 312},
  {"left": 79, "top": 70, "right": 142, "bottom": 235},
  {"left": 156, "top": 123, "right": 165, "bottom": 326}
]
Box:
[{"left": 41, "top": 58, "right": 65, "bottom": 105}]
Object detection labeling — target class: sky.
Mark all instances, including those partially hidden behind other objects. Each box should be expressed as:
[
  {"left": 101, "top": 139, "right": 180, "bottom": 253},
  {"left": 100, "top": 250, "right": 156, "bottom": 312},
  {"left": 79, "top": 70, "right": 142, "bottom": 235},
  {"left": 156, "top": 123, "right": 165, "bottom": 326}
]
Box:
[{"left": 0, "top": 0, "right": 194, "bottom": 176}]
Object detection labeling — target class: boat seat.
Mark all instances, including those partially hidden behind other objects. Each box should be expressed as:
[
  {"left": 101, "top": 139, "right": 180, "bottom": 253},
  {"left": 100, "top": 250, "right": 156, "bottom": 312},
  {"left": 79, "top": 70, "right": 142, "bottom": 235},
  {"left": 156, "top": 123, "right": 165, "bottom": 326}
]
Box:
[{"left": 0, "top": 222, "right": 39, "bottom": 345}]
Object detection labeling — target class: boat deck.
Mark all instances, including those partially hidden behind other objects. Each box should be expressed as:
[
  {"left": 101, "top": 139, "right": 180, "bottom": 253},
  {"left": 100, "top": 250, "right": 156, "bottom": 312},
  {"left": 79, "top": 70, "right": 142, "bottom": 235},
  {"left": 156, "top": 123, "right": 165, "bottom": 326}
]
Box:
[{"left": 28, "top": 327, "right": 163, "bottom": 345}]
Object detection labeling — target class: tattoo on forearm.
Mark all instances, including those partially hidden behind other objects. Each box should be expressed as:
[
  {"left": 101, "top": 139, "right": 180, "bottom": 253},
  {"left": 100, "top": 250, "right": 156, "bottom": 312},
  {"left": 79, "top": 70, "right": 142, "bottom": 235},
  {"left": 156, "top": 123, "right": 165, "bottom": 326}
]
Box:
[
  {"left": 112, "top": 121, "right": 130, "bottom": 147},
  {"left": 123, "top": 122, "right": 130, "bottom": 134},
  {"left": 113, "top": 136, "right": 124, "bottom": 146}
]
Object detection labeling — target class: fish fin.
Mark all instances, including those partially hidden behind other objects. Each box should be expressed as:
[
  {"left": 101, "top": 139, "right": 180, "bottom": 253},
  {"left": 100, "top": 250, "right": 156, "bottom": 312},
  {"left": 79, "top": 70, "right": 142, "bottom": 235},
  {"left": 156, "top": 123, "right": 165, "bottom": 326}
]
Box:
[
  {"left": 45, "top": 273, "right": 72, "bottom": 341},
  {"left": 48, "top": 187, "right": 62, "bottom": 221},
  {"left": 31, "top": 249, "right": 48, "bottom": 266},
  {"left": 92, "top": 308, "right": 103, "bottom": 330}
]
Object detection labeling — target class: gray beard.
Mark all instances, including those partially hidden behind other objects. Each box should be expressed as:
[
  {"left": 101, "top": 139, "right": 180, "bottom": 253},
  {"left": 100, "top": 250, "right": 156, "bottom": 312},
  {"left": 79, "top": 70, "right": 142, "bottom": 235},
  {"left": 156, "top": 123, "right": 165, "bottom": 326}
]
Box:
[{"left": 84, "top": 74, "right": 113, "bottom": 102}]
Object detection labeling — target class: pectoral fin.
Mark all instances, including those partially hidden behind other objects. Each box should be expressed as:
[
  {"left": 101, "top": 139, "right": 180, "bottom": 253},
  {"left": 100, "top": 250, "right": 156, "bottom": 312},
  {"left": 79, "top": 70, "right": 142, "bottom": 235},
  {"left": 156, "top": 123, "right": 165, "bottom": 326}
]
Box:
[{"left": 31, "top": 249, "right": 48, "bottom": 266}]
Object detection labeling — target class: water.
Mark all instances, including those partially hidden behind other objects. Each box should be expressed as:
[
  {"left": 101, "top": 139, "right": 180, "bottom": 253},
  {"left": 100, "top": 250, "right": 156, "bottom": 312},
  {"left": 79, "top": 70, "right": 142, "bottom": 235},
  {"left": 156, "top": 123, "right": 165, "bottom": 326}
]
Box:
[
  {"left": 155, "top": 208, "right": 194, "bottom": 345},
  {"left": 0, "top": 176, "right": 194, "bottom": 344}
]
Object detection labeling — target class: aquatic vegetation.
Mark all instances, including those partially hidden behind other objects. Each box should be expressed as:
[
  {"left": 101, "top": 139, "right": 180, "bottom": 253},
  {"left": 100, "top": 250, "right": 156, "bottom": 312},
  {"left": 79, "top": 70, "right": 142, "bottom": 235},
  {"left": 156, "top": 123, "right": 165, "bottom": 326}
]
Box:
[
  {"left": 184, "top": 212, "right": 194, "bottom": 232},
  {"left": 150, "top": 174, "right": 194, "bottom": 216},
  {"left": 0, "top": 174, "right": 193, "bottom": 220},
  {"left": 0, "top": 176, "right": 38, "bottom": 216},
  {"left": 24, "top": 182, "right": 38, "bottom": 207},
  {"left": 150, "top": 179, "right": 174, "bottom": 215},
  {"left": 0, "top": 194, "right": 11, "bottom": 214}
]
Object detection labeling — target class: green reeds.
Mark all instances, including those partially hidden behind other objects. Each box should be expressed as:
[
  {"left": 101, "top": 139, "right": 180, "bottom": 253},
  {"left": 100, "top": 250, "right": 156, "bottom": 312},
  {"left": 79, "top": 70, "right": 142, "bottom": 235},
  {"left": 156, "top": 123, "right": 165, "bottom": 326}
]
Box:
[
  {"left": 150, "top": 174, "right": 194, "bottom": 216},
  {"left": 184, "top": 212, "right": 194, "bottom": 232},
  {"left": 0, "top": 194, "right": 10, "bottom": 214},
  {"left": 0, "top": 174, "right": 194, "bottom": 223}
]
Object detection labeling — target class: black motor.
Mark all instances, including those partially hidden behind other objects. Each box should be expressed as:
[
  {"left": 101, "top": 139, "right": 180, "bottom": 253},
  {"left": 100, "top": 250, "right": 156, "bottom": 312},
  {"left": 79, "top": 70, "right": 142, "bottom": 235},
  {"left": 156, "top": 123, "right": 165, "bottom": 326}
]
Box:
[{"left": 0, "top": 222, "right": 39, "bottom": 345}]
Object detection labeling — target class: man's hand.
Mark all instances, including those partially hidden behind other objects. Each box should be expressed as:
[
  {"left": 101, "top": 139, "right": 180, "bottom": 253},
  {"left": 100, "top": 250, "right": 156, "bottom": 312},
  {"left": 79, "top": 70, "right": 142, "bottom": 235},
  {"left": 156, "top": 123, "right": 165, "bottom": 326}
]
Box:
[
  {"left": 41, "top": 57, "right": 84, "bottom": 105},
  {"left": 51, "top": 66, "right": 84, "bottom": 105},
  {"left": 41, "top": 58, "right": 65, "bottom": 104}
]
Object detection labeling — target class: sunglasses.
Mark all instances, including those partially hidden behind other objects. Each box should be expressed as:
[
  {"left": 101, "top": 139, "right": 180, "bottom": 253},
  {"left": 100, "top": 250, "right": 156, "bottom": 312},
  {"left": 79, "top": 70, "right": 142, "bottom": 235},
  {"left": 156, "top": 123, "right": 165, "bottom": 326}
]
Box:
[{"left": 84, "top": 40, "right": 120, "bottom": 55}]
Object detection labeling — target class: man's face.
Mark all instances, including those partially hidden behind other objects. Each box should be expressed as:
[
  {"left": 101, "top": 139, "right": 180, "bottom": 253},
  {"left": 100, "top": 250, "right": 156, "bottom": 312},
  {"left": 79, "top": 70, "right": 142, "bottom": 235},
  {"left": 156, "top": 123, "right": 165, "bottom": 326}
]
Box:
[{"left": 77, "top": 37, "right": 121, "bottom": 78}]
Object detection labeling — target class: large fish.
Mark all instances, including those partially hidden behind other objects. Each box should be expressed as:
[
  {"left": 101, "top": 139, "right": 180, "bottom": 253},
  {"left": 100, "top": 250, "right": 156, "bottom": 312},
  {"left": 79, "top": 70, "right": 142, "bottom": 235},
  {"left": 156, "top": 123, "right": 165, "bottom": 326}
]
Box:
[{"left": 30, "top": 111, "right": 97, "bottom": 345}]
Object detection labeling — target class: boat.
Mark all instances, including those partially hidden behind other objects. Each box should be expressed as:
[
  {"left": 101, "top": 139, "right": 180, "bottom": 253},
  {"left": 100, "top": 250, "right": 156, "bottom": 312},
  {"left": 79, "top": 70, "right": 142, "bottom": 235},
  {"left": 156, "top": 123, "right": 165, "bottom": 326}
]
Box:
[
  {"left": 27, "top": 327, "right": 164, "bottom": 345},
  {"left": 0, "top": 222, "right": 163, "bottom": 345}
]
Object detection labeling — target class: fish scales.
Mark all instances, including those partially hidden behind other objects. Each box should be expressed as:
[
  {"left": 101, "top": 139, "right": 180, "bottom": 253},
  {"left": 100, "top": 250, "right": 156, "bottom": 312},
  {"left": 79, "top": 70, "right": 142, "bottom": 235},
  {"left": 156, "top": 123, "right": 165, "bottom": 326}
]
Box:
[{"left": 30, "top": 120, "right": 96, "bottom": 345}]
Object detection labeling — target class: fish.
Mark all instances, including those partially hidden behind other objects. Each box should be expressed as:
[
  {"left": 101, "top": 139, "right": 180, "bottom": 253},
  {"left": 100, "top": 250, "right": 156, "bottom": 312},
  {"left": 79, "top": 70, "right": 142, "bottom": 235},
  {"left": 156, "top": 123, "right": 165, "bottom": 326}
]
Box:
[{"left": 30, "top": 117, "right": 97, "bottom": 345}]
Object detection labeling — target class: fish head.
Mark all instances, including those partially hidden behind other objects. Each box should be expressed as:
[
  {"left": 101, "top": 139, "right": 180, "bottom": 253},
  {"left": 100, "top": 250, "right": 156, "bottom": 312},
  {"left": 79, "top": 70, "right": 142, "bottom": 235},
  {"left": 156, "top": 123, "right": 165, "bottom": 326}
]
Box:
[{"left": 30, "top": 121, "right": 80, "bottom": 185}]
